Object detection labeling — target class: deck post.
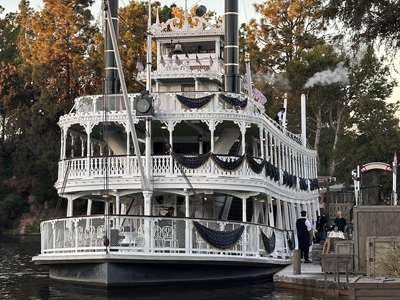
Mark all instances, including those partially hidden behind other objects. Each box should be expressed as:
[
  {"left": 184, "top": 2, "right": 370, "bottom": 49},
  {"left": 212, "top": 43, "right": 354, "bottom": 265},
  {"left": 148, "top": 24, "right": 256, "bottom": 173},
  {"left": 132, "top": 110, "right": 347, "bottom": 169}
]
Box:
[{"left": 185, "top": 189, "right": 191, "bottom": 252}]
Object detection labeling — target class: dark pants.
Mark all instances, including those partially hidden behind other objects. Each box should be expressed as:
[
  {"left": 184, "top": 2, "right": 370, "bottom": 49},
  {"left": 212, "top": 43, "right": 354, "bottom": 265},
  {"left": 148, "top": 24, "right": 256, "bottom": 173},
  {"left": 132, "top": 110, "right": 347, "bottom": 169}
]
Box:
[{"left": 298, "top": 237, "right": 310, "bottom": 261}]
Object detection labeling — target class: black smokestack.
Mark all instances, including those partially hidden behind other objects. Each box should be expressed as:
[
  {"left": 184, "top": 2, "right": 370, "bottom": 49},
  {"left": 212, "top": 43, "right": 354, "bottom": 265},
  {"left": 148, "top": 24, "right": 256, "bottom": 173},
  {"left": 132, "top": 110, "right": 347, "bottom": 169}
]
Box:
[
  {"left": 103, "top": 0, "right": 120, "bottom": 94},
  {"left": 224, "top": 0, "right": 239, "bottom": 93}
]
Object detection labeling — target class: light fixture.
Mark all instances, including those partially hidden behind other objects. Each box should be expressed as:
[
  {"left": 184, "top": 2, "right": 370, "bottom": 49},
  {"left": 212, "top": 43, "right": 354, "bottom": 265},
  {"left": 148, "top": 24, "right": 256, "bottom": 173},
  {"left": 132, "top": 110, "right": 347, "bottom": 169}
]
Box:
[{"left": 161, "top": 125, "right": 168, "bottom": 130}]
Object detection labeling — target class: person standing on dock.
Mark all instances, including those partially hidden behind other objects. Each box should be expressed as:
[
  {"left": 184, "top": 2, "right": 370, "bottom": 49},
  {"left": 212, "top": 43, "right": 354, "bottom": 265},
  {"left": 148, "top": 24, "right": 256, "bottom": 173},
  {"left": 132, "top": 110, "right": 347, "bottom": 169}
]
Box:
[
  {"left": 296, "top": 210, "right": 313, "bottom": 263},
  {"left": 334, "top": 211, "right": 347, "bottom": 233}
]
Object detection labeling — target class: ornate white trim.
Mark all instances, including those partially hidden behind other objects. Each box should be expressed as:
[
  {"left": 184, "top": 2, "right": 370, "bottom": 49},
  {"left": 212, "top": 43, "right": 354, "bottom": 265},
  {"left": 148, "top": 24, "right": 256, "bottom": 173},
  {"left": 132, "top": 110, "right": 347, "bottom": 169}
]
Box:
[{"left": 151, "top": 16, "right": 224, "bottom": 38}]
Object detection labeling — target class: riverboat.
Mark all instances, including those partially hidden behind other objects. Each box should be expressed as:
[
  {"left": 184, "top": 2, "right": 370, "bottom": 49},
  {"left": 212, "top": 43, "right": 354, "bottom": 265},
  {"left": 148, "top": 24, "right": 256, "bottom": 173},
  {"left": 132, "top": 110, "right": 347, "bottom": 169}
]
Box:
[{"left": 32, "top": 0, "right": 319, "bottom": 286}]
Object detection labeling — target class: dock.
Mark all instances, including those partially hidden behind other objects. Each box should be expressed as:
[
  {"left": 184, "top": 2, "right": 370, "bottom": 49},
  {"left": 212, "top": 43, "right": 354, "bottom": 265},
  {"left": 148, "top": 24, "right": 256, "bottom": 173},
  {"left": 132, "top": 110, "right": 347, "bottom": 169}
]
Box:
[{"left": 273, "top": 262, "right": 357, "bottom": 297}]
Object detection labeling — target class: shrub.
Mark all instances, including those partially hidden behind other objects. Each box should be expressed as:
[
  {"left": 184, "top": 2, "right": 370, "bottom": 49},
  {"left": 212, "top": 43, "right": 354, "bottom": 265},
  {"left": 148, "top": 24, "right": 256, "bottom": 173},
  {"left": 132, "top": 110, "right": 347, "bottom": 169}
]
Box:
[
  {"left": 377, "top": 241, "right": 400, "bottom": 277},
  {"left": 0, "top": 194, "right": 30, "bottom": 229}
]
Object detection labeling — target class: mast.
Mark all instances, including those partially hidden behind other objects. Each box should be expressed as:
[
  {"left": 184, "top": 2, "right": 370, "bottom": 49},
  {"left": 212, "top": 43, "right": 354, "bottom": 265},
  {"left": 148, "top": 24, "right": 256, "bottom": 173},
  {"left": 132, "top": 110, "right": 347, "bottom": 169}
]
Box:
[
  {"left": 102, "top": 0, "right": 150, "bottom": 194},
  {"left": 224, "top": 0, "right": 239, "bottom": 93},
  {"left": 103, "top": 0, "right": 120, "bottom": 94}
]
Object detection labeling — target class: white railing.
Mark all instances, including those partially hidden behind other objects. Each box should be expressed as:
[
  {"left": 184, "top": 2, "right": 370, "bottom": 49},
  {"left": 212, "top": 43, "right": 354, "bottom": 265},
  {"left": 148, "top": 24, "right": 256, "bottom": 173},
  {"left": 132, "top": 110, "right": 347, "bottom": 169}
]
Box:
[
  {"left": 39, "top": 216, "right": 293, "bottom": 260},
  {"left": 58, "top": 155, "right": 269, "bottom": 181},
  {"left": 69, "top": 92, "right": 262, "bottom": 117}
]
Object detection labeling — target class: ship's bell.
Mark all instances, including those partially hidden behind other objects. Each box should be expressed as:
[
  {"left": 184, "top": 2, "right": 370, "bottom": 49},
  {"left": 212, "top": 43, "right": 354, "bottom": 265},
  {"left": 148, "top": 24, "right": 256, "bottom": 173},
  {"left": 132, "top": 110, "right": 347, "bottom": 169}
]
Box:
[{"left": 173, "top": 42, "right": 183, "bottom": 54}]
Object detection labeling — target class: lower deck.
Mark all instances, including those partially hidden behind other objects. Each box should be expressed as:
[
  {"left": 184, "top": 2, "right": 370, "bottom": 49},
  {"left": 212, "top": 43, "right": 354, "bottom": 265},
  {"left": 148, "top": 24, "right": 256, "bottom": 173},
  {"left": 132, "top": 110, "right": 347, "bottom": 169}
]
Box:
[{"left": 34, "top": 215, "right": 293, "bottom": 285}]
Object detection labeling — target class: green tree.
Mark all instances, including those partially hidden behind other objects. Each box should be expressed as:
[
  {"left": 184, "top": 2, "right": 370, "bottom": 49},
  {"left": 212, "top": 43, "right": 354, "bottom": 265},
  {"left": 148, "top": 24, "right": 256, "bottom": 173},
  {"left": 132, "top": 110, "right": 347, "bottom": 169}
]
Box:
[
  {"left": 336, "top": 99, "right": 400, "bottom": 187},
  {"left": 324, "top": 0, "right": 400, "bottom": 51},
  {"left": 244, "top": 0, "right": 326, "bottom": 116}
]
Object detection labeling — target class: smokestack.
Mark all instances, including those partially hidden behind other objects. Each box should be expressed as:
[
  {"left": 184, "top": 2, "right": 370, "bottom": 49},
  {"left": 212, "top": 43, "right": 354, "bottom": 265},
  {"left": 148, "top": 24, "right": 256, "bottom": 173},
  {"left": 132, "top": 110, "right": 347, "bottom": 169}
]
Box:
[
  {"left": 224, "top": 0, "right": 239, "bottom": 93},
  {"left": 301, "top": 94, "right": 306, "bottom": 147},
  {"left": 103, "top": 0, "right": 120, "bottom": 94}
]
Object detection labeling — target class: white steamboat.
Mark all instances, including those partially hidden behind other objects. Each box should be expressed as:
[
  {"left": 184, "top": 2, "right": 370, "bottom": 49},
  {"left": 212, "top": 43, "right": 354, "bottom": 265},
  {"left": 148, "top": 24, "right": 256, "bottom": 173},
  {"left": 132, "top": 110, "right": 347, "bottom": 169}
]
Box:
[{"left": 33, "top": 0, "right": 319, "bottom": 286}]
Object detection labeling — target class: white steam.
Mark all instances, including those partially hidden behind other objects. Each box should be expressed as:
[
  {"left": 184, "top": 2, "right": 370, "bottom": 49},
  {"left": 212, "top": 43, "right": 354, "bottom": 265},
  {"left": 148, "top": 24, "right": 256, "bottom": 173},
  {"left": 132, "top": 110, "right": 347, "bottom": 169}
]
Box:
[{"left": 303, "top": 62, "right": 349, "bottom": 89}]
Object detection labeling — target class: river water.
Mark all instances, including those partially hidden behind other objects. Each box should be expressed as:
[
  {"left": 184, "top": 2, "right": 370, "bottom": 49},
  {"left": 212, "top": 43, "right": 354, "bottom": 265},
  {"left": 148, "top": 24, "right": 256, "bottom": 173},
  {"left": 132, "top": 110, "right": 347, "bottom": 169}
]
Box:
[{"left": 0, "top": 235, "right": 343, "bottom": 299}]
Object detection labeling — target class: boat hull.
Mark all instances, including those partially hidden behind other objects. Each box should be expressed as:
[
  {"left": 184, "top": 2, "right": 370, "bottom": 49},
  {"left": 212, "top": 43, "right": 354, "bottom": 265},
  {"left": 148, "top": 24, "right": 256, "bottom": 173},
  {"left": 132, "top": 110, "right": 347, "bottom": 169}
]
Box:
[
  {"left": 38, "top": 255, "right": 288, "bottom": 286},
  {"left": 49, "top": 262, "right": 285, "bottom": 286}
]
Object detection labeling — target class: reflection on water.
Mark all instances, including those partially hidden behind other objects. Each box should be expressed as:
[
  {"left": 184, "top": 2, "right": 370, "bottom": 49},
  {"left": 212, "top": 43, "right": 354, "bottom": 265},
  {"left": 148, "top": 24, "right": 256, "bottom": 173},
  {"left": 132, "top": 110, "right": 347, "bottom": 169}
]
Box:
[{"left": 0, "top": 235, "right": 344, "bottom": 299}]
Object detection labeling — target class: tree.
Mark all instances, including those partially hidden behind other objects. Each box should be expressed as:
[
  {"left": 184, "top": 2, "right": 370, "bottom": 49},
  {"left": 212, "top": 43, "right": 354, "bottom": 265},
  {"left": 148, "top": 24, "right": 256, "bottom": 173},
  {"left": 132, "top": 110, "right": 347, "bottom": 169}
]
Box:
[
  {"left": 323, "top": 0, "right": 400, "bottom": 51},
  {"left": 244, "top": 0, "right": 326, "bottom": 117},
  {"left": 335, "top": 99, "right": 400, "bottom": 189},
  {"left": 16, "top": 0, "right": 100, "bottom": 113},
  {"left": 286, "top": 43, "right": 345, "bottom": 173},
  {"left": 246, "top": 0, "right": 324, "bottom": 72}
]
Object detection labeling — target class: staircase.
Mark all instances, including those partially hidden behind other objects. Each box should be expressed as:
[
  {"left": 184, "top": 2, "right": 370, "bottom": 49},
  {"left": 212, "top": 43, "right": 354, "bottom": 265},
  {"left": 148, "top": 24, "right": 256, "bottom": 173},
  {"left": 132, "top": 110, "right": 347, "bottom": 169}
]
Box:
[
  {"left": 227, "top": 197, "right": 253, "bottom": 222},
  {"left": 228, "top": 139, "right": 241, "bottom": 156}
]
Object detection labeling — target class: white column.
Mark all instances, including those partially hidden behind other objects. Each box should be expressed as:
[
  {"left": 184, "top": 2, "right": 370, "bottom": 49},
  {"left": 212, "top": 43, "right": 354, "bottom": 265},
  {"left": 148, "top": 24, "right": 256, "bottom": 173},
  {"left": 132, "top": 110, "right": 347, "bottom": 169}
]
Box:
[
  {"left": 143, "top": 191, "right": 152, "bottom": 216},
  {"left": 169, "top": 121, "right": 174, "bottom": 175},
  {"left": 283, "top": 199, "right": 290, "bottom": 230},
  {"left": 116, "top": 194, "right": 120, "bottom": 215},
  {"left": 67, "top": 198, "right": 73, "bottom": 217},
  {"left": 87, "top": 199, "right": 92, "bottom": 216},
  {"left": 121, "top": 202, "right": 127, "bottom": 215},
  {"left": 215, "top": 38, "right": 220, "bottom": 64},
  {"left": 260, "top": 126, "right": 264, "bottom": 158},
  {"left": 242, "top": 195, "right": 247, "bottom": 222},
  {"left": 105, "top": 200, "right": 110, "bottom": 215},
  {"left": 156, "top": 40, "right": 160, "bottom": 71},
  {"left": 241, "top": 122, "right": 246, "bottom": 155},
  {"left": 290, "top": 202, "right": 298, "bottom": 230},
  {"left": 267, "top": 196, "right": 275, "bottom": 227},
  {"left": 301, "top": 93, "right": 307, "bottom": 147},
  {"left": 185, "top": 189, "right": 190, "bottom": 252},
  {"left": 285, "top": 146, "right": 289, "bottom": 173},
  {"left": 86, "top": 124, "right": 91, "bottom": 157},
  {"left": 276, "top": 197, "right": 283, "bottom": 229},
  {"left": 283, "top": 93, "right": 288, "bottom": 129}
]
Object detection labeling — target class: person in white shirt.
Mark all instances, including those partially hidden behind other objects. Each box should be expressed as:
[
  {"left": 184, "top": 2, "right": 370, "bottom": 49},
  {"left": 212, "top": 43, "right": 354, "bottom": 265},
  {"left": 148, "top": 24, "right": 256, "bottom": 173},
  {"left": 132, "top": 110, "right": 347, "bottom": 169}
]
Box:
[
  {"left": 323, "top": 225, "right": 345, "bottom": 253},
  {"left": 274, "top": 107, "right": 285, "bottom": 126}
]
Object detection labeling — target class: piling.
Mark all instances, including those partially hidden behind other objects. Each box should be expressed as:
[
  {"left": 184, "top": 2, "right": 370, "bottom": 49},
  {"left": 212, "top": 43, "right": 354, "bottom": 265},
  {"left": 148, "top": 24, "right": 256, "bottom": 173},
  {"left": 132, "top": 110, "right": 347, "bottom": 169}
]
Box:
[{"left": 293, "top": 249, "right": 301, "bottom": 275}]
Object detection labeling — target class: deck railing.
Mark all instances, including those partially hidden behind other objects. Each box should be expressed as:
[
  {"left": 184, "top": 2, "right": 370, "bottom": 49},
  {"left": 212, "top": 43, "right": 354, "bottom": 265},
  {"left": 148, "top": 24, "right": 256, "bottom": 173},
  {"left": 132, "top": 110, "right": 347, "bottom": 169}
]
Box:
[
  {"left": 39, "top": 216, "right": 293, "bottom": 260},
  {"left": 58, "top": 155, "right": 269, "bottom": 181}
]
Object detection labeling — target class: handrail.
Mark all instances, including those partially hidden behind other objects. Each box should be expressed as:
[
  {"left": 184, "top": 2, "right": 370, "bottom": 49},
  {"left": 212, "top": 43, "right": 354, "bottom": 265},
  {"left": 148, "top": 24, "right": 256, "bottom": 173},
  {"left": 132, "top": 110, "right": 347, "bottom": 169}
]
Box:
[{"left": 38, "top": 215, "right": 293, "bottom": 261}]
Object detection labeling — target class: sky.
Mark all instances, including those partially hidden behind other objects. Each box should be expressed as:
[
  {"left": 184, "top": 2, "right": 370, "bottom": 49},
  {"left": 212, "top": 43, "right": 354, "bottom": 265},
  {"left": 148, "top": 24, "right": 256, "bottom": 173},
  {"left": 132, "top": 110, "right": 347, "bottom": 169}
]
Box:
[{"left": 1, "top": 0, "right": 399, "bottom": 103}]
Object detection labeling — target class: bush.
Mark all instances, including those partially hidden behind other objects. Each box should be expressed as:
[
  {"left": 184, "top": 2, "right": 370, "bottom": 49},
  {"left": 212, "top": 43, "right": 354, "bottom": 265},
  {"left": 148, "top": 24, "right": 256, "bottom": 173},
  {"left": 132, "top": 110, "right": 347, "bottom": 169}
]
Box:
[
  {"left": 25, "top": 219, "right": 41, "bottom": 233},
  {"left": 0, "top": 194, "right": 30, "bottom": 229},
  {"left": 377, "top": 241, "right": 400, "bottom": 277}
]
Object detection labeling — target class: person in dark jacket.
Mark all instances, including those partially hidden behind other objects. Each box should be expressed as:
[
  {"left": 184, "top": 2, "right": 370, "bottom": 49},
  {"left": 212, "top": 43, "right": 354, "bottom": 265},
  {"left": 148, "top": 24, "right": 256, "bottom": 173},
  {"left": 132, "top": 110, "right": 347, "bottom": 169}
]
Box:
[
  {"left": 296, "top": 210, "right": 313, "bottom": 263},
  {"left": 334, "top": 211, "right": 347, "bottom": 233}
]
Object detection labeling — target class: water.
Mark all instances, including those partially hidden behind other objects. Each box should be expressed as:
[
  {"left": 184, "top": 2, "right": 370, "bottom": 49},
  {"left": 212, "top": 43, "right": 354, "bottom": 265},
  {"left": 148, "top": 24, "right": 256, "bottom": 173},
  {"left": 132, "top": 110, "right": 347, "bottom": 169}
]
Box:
[{"left": 0, "top": 235, "right": 343, "bottom": 299}]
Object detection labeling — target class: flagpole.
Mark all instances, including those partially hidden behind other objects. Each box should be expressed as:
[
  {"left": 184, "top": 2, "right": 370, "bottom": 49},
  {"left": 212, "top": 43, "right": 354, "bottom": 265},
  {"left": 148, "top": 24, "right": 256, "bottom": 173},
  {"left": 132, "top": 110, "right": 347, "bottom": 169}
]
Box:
[
  {"left": 146, "top": 0, "right": 152, "bottom": 93},
  {"left": 393, "top": 152, "right": 397, "bottom": 205}
]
